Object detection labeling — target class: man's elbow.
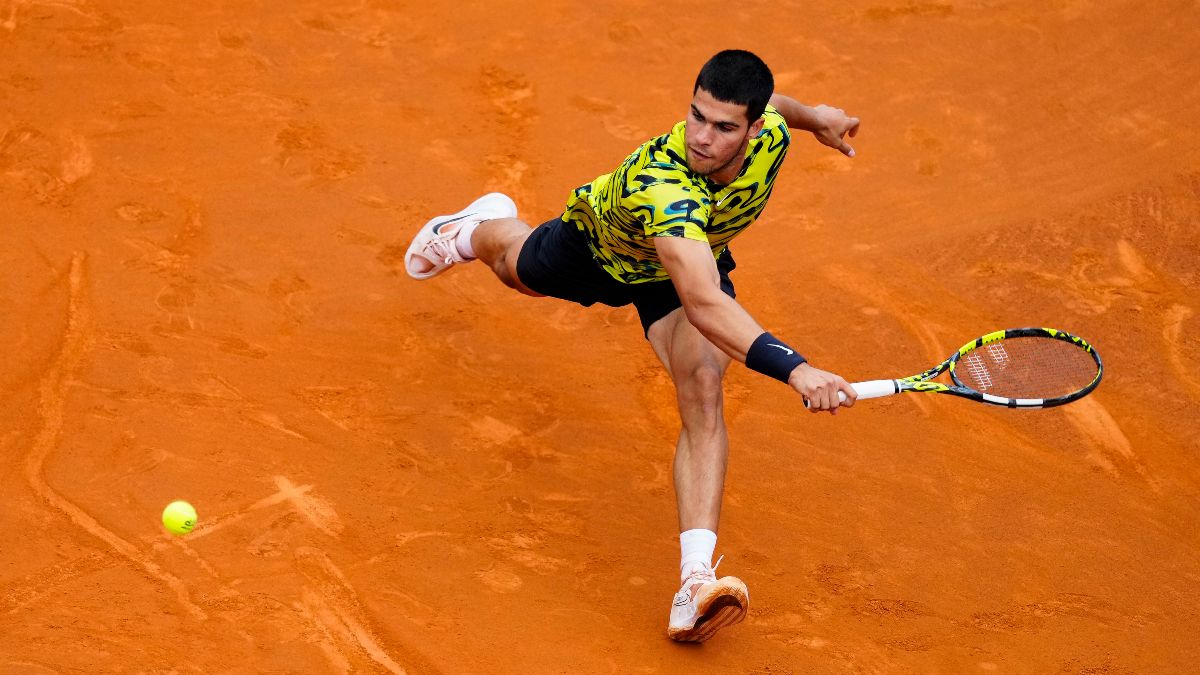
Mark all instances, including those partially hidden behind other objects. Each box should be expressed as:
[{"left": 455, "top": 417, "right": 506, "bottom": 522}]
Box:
[{"left": 679, "top": 289, "right": 726, "bottom": 332}]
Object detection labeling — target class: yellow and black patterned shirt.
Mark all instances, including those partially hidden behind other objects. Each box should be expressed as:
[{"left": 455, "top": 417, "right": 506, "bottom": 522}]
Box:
[{"left": 562, "top": 104, "right": 791, "bottom": 284}]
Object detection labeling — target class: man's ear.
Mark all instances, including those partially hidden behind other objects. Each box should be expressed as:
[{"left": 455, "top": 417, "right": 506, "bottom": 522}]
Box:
[{"left": 748, "top": 116, "right": 766, "bottom": 137}]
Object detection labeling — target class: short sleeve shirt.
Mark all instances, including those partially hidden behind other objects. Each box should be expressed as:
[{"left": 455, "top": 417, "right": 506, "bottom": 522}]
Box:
[{"left": 562, "top": 104, "right": 791, "bottom": 284}]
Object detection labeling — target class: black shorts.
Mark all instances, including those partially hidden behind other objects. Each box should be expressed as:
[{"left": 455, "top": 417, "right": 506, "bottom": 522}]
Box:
[{"left": 515, "top": 217, "right": 736, "bottom": 336}]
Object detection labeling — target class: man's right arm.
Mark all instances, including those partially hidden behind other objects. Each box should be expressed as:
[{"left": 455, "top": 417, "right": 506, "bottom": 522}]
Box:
[{"left": 654, "top": 235, "right": 856, "bottom": 412}]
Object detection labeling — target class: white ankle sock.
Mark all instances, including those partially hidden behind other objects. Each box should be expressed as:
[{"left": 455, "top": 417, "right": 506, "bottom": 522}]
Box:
[
  {"left": 679, "top": 528, "right": 717, "bottom": 577},
  {"left": 455, "top": 220, "right": 480, "bottom": 260}
]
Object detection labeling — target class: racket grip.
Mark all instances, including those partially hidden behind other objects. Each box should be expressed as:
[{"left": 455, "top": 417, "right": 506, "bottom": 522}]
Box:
[
  {"left": 844, "top": 379, "right": 900, "bottom": 401},
  {"left": 805, "top": 379, "right": 899, "bottom": 408}
]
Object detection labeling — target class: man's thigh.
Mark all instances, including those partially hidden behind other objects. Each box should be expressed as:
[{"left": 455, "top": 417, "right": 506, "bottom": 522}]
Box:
[
  {"left": 646, "top": 307, "right": 732, "bottom": 383},
  {"left": 633, "top": 248, "right": 737, "bottom": 338},
  {"left": 515, "top": 217, "right": 633, "bottom": 308}
]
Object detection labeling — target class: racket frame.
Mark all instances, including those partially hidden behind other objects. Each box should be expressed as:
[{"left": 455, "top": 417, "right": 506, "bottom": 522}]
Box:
[{"left": 863, "top": 327, "right": 1103, "bottom": 408}]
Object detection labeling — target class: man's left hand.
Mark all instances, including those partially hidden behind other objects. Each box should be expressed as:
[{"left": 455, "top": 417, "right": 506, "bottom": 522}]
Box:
[{"left": 812, "top": 104, "right": 860, "bottom": 157}]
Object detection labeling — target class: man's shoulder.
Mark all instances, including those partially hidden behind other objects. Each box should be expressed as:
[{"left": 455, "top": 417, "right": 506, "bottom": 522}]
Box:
[
  {"left": 638, "top": 126, "right": 690, "bottom": 172},
  {"left": 622, "top": 137, "right": 703, "bottom": 197},
  {"left": 761, "top": 104, "right": 787, "bottom": 127},
  {"left": 757, "top": 105, "right": 791, "bottom": 146}
]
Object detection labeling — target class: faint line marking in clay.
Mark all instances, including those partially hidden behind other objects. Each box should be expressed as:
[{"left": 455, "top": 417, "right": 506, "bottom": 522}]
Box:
[
  {"left": 23, "top": 253, "right": 206, "bottom": 620},
  {"left": 1062, "top": 397, "right": 1134, "bottom": 461},
  {"left": 295, "top": 547, "right": 408, "bottom": 674},
  {"left": 1061, "top": 396, "right": 1155, "bottom": 489},
  {"left": 244, "top": 410, "right": 308, "bottom": 440},
  {"left": 395, "top": 531, "right": 451, "bottom": 548},
  {"left": 294, "top": 591, "right": 353, "bottom": 674},
  {"left": 186, "top": 476, "right": 341, "bottom": 540},
  {"left": 474, "top": 565, "right": 523, "bottom": 593},
  {"left": 1, "top": 2, "right": 16, "bottom": 32},
  {"left": 1164, "top": 304, "right": 1200, "bottom": 399},
  {"left": 58, "top": 132, "right": 92, "bottom": 184},
  {"left": 275, "top": 476, "right": 343, "bottom": 538},
  {"left": 1115, "top": 239, "right": 1151, "bottom": 281},
  {"left": 168, "top": 537, "right": 221, "bottom": 578}
]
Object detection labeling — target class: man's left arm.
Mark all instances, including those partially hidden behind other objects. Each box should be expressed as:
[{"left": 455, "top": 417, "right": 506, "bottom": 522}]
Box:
[{"left": 768, "top": 93, "right": 860, "bottom": 157}]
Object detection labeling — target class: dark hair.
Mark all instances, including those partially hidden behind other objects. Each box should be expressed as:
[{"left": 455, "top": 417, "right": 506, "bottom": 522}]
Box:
[{"left": 693, "top": 50, "right": 774, "bottom": 122}]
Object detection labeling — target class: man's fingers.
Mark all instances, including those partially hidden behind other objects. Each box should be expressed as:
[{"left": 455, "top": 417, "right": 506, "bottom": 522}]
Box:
[
  {"left": 841, "top": 118, "right": 861, "bottom": 157},
  {"left": 827, "top": 382, "right": 842, "bottom": 410},
  {"left": 825, "top": 389, "right": 840, "bottom": 414},
  {"left": 806, "top": 388, "right": 827, "bottom": 413},
  {"left": 838, "top": 380, "right": 857, "bottom": 407},
  {"left": 801, "top": 374, "right": 857, "bottom": 414},
  {"left": 810, "top": 383, "right": 839, "bottom": 414}
]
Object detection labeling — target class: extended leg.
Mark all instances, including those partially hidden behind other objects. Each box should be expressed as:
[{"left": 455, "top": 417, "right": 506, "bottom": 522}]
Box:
[
  {"left": 404, "top": 192, "right": 540, "bottom": 296},
  {"left": 647, "top": 307, "right": 732, "bottom": 533},
  {"left": 648, "top": 307, "right": 749, "bottom": 643},
  {"left": 470, "top": 217, "right": 542, "bottom": 296}
]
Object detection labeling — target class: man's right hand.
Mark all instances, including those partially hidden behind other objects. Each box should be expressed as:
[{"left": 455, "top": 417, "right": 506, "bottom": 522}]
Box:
[{"left": 789, "top": 363, "right": 858, "bottom": 414}]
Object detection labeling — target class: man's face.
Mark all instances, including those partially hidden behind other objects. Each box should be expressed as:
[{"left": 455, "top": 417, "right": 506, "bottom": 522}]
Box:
[{"left": 684, "top": 88, "right": 764, "bottom": 181}]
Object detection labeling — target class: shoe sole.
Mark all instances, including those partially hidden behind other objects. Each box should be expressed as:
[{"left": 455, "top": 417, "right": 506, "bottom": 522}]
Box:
[{"left": 668, "top": 577, "right": 749, "bottom": 643}]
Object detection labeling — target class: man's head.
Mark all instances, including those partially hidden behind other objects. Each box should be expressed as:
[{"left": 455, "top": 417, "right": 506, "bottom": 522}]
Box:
[
  {"left": 693, "top": 50, "right": 774, "bottom": 123},
  {"left": 685, "top": 50, "right": 774, "bottom": 182}
]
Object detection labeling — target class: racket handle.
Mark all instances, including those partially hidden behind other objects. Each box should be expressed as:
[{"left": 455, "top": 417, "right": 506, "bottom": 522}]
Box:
[
  {"left": 845, "top": 379, "right": 900, "bottom": 401},
  {"left": 804, "top": 379, "right": 899, "bottom": 408}
]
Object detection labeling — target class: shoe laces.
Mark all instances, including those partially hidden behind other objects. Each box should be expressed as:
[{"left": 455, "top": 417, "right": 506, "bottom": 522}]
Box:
[
  {"left": 424, "top": 235, "right": 456, "bottom": 264},
  {"left": 424, "top": 230, "right": 462, "bottom": 265},
  {"left": 681, "top": 554, "right": 724, "bottom": 588}
]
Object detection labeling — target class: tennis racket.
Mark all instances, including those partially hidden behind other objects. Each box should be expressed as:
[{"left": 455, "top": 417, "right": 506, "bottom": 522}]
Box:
[{"left": 823, "top": 327, "right": 1103, "bottom": 409}]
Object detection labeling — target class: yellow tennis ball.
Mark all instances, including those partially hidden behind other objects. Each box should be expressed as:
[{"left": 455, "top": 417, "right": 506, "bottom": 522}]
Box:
[{"left": 162, "top": 500, "right": 198, "bottom": 535}]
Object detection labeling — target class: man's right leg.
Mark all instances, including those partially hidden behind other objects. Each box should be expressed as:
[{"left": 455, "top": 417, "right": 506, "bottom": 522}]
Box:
[{"left": 647, "top": 306, "right": 749, "bottom": 643}]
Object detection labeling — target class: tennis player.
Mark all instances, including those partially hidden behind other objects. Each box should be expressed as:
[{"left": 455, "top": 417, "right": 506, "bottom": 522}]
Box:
[{"left": 404, "top": 49, "right": 859, "bottom": 642}]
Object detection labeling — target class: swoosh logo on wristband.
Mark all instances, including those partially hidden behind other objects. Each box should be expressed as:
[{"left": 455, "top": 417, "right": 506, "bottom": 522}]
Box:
[{"left": 768, "top": 344, "right": 795, "bottom": 355}]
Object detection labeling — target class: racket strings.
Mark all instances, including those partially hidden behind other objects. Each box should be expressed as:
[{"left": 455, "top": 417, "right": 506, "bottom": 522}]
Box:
[{"left": 953, "top": 337, "right": 1099, "bottom": 399}]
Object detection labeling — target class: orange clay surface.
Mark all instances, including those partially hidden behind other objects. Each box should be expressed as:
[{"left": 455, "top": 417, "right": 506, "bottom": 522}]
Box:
[{"left": 2, "top": 1, "right": 1199, "bottom": 672}]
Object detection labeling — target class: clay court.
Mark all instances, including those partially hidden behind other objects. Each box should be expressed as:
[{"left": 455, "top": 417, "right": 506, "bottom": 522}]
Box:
[{"left": 3, "top": 0, "right": 1199, "bottom": 672}]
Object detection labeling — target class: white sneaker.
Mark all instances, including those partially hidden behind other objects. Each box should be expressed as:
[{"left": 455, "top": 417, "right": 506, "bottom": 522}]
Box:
[
  {"left": 667, "top": 557, "right": 749, "bottom": 643},
  {"left": 404, "top": 192, "right": 517, "bottom": 279}
]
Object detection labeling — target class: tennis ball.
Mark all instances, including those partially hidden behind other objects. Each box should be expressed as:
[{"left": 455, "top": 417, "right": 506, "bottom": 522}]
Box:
[{"left": 162, "top": 500, "right": 198, "bottom": 535}]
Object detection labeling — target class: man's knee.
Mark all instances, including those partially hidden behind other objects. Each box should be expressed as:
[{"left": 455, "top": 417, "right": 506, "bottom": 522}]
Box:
[
  {"left": 674, "top": 362, "right": 726, "bottom": 419},
  {"left": 494, "top": 231, "right": 542, "bottom": 296}
]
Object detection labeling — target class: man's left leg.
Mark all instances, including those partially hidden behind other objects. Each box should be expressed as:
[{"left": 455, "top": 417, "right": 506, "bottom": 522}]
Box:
[
  {"left": 404, "top": 192, "right": 543, "bottom": 296},
  {"left": 648, "top": 307, "right": 749, "bottom": 643}
]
